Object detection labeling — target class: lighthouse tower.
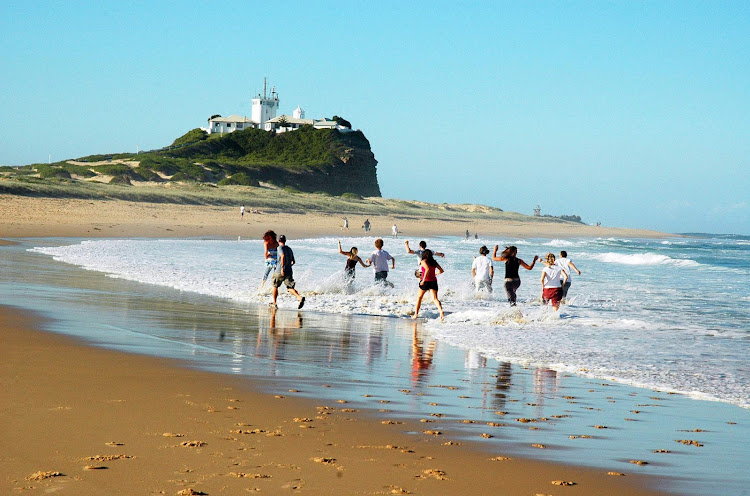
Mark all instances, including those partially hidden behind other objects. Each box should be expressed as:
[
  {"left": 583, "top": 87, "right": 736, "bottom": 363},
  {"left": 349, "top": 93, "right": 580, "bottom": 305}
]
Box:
[{"left": 251, "top": 78, "right": 279, "bottom": 127}]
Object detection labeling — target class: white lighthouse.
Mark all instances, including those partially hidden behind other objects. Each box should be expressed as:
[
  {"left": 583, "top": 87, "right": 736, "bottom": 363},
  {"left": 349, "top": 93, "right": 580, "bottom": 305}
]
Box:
[{"left": 251, "top": 77, "right": 279, "bottom": 128}]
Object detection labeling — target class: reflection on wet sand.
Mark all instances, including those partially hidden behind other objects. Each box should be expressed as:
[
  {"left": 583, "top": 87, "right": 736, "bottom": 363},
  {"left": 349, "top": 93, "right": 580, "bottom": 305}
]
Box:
[{"left": 411, "top": 321, "right": 436, "bottom": 386}]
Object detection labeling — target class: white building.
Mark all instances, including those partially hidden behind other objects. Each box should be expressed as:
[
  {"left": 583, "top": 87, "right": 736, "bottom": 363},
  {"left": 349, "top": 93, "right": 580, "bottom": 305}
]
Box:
[{"left": 207, "top": 79, "right": 351, "bottom": 135}]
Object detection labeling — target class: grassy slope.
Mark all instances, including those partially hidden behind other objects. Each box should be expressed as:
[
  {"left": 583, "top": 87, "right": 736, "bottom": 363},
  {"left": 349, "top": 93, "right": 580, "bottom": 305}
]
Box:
[{"left": 0, "top": 176, "right": 561, "bottom": 225}]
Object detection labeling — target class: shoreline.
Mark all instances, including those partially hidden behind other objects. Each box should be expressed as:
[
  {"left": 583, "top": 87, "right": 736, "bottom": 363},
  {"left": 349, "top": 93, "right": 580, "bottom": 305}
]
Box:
[
  {"left": 0, "top": 195, "right": 669, "bottom": 239},
  {"left": 1, "top": 304, "right": 668, "bottom": 495}
]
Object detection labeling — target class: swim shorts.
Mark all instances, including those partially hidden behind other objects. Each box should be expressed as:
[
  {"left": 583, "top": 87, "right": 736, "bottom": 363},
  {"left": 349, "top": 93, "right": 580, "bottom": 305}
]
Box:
[
  {"left": 419, "top": 280, "right": 438, "bottom": 291},
  {"left": 272, "top": 272, "right": 296, "bottom": 289}
]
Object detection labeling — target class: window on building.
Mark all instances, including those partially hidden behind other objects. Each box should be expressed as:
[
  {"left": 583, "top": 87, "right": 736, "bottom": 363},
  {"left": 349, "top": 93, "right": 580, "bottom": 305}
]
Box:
[{"left": 237, "top": 123, "right": 243, "bottom": 129}]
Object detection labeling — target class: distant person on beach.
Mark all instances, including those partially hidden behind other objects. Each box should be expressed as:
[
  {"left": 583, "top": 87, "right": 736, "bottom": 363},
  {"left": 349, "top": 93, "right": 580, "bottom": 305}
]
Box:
[
  {"left": 363, "top": 219, "right": 371, "bottom": 232},
  {"left": 338, "top": 240, "right": 369, "bottom": 284},
  {"left": 240, "top": 205, "right": 245, "bottom": 218},
  {"left": 342, "top": 217, "right": 349, "bottom": 230},
  {"left": 471, "top": 245, "right": 494, "bottom": 293},
  {"left": 271, "top": 235, "right": 305, "bottom": 309},
  {"left": 392, "top": 224, "right": 399, "bottom": 238},
  {"left": 366, "top": 238, "right": 395, "bottom": 286},
  {"left": 259, "top": 230, "right": 279, "bottom": 289},
  {"left": 413, "top": 249, "right": 445, "bottom": 321},
  {"left": 465, "top": 229, "right": 470, "bottom": 240},
  {"left": 541, "top": 253, "right": 567, "bottom": 311},
  {"left": 556, "top": 250, "right": 582, "bottom": 302},
  {"left": 493, "top": 245, "right": 538, "bottom": 306}
]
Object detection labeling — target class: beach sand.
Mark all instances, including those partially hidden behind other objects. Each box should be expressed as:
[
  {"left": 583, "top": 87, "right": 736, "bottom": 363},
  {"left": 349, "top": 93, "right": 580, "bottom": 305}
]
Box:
[
  {"left": 1, "top": 305, "right": 666, "bottom": 495},
  {"left": 0, "top": 193, "right": 675, "bottom": 494},
  {"left": 0, "top": 195, "right": 667, "bottom": 239}
]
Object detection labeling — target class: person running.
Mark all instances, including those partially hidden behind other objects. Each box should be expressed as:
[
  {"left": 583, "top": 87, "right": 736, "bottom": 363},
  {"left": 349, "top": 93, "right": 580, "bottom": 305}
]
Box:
[
  {"left": 366, "top": 238, "right": 395, "bottom": 286},
  {"left": 557, "top": 250, "right": 582, "bottom": 302},
  {"left": 492, "top": 245, "right": 538, "bottom": 306},
  {"left": 413, "top": 250, "right": 445, "bottom": 320},
  {"left": 471, "top": 245, "right": 494, "bottom": 293},
  {"left": 338, "top": 240, "right": 369, "bottom": 283},
  {"left": 541, "top": 253, "right": 567, "bottom": 311},
  {"left": 259, "top": 230, "right": 279, "bottom": 289},
  {"left": 363, "top": 219, "right": 371, "bottom": 232},
  {"left": 271, "top": 235, "right": 305, "bottom": 309}
]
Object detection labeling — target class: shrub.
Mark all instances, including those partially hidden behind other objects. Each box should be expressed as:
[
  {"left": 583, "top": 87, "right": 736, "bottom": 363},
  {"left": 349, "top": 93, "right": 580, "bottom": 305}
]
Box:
[
  {"left": 171, "top": 128, "right": 208, "bottom": 147},
  {"left": 283, "top": 186, "right": 300, "bottom": 194},
  {"left": 39, "top": 167, "right": 72, "bottom": 179},
  {"left": 62, "top": 164, "right": 96, "bottom": 178},
  {"left": 108, "top": 175, "right": 132, "bottom": 186},
  {"left": 341, "top": 192, "right": 362, "bottom": 200},
  {"left": 218, "top": 173, "right": 259, "bottom": 187}
]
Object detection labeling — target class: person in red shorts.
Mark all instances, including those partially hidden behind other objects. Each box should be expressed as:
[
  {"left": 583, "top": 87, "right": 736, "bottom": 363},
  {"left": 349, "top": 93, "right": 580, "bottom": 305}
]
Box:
[{"left": 540, "top": 253, "right": 567, "bottom": 311}]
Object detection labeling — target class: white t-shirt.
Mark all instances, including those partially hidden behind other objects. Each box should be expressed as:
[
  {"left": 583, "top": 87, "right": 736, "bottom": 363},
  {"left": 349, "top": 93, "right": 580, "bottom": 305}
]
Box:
[
  {"left": 557, "top": 257, "right": 573, "bottom": 279},
  {"left": 472, "top": 255, "right": 493, "bottom": 281},
  {"left": 370, "top": 249, "right": 393, "bottom": 272},
  {"left": 542, "top": 265, "right": 563, "bottom": 288}
]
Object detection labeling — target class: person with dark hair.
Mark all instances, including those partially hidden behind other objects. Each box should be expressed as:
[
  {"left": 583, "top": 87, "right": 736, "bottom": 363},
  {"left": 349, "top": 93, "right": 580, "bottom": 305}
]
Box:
[
  {"left": 471, "top": 245, "right": 494, "bottom": 293},
  {"left": 541, "top": 253, "right": 567, "bottom": 311},
  {"left": 259, "top": 230, "right": 279, "bottom": 289},
  {"left": 557, "top": 250, "right": 582, "bottom": 302},
  {"left": 366, "top": 238, "right": 395, "bottom": 286},
  {"left": 270, "top": 235, "right": 305, "bottom": 309},
  {"left": 413, "top": 249, "right": 445, "bottom": 320},
  {"left": 492, "top": 245, "right": 538, "bottom": 306},
  {"left": 338, "top": 240, "right": 369, "bottom": 284}
]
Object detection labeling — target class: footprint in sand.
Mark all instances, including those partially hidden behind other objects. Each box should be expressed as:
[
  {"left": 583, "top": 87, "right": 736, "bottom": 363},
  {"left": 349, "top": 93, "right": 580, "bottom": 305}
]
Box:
[
  {"left": 26, "top": 471, "right": 64, "bottom": 481},
  {"left": 163, "top": 433, "right": 186, "bottom": 438},
  {"left": 105, "top": 441, "right": 124, "bottom": 446},
  {"left": 551, "top": 480, "right": 576, "bottom": 486},
  {"left": 83, "top": 465, "right": 108, "bottom": 470},
  {"left": 418, "top": 469, "right": 448, "bottom": 480}
]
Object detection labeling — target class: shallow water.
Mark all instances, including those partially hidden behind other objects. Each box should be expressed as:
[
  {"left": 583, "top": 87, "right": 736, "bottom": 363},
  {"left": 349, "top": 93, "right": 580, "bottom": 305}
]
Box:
[
  {"left": 28, "top": 234, "right": 750, "bottom": 409},
  {"left": 2, "top": 238, "right": 750, "bottom": 495}
]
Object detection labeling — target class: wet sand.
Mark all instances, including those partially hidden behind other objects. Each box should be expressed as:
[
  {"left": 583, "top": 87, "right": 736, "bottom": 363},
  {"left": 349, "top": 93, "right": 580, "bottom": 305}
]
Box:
[{"left": 0, "top": 304, "right": 669, "bottom": 495}]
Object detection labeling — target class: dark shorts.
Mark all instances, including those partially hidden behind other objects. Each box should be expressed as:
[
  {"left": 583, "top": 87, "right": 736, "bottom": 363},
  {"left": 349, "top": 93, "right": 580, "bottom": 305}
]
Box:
[
  {"left": 272, "top": 272, "right": 295, "bottom": 289},
  {"left": 419, "top": 280, "right": 438, "bottom": 292},
  {"left": 375, "top": 271, "right": 389, "bottom": 281},
  {"left": 543, "top": 287, "right": 562, "bottom": 306},
  {"left": 562, "top": 280, "right": 571, "bottom": 298}
]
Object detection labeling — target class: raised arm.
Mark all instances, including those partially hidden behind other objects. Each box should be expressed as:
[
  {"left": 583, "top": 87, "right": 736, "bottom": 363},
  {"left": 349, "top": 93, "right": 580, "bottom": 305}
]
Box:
[
  {"left": 405, "top": 240, "right": 415, "bottom": 254},
  {"left": 491, "top": 245, "right": 505, "bottom": 262},
  {"left": 338, "top": 240, "right": 349, "bottom": 257}
]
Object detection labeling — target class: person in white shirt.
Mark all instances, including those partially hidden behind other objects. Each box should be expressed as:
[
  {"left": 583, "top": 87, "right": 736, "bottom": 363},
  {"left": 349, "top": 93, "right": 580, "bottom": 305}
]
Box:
[
  {"left": 392, "top": 224, "right": 399, "bottom": 238},
  {"left": 366, "top": 238, "right": 395, "bottom": 286},
  {"left": 541, "top": 253, "right": 567, "bottom": 311},
  {"left": 556, "top": 250, "right": 582, "bottom": 302},
  {"left": 471, "top": 245, "right": 494, "bottom": 293}
]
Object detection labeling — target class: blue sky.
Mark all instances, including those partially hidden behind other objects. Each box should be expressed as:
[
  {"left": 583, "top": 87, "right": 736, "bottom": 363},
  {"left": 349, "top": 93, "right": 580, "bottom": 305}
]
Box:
[{"left": 1, "top": 2, "right": 748, "bottom": 234}]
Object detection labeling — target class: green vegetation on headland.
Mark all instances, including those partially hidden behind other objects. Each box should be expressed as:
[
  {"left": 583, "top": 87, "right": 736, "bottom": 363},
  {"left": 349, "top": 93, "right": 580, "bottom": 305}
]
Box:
[
  {"left": 2, "top": 125, "right": 381, "bottom": 197},
  {"left": 1, "top": 125, "right": 584, "bottom": 224},
  {"left": 0, "top": 126, "right": 380, "bottom": 196}
]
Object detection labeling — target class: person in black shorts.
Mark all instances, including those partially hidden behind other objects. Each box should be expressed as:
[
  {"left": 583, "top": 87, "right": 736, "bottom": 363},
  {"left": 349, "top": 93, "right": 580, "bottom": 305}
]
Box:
[
  {"left": 492, "top": 245, "right": 538, "bottom": 306},
  {"left": 413, "top": 250, "right": 445, "bottom": 320},
  {"left": 271, "top": 235, "right": 305, "bottom": 309}
]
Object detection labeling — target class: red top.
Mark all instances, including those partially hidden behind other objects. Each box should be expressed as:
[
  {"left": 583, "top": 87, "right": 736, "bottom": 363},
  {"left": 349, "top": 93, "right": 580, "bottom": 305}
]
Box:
[{"left": 421, "top": 265, "right": 437, "bottom": 282}]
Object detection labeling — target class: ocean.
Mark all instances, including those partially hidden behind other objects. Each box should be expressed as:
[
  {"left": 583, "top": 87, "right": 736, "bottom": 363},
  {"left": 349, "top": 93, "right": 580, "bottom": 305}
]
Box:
[{"left": 29, "top": 234, "right": 750, "bottom": 410}]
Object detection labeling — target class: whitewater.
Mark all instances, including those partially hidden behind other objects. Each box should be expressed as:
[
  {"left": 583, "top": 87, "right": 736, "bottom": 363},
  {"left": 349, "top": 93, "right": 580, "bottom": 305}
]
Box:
[{"left": 31, "top": 234, "right": 750, "bottom": 409}]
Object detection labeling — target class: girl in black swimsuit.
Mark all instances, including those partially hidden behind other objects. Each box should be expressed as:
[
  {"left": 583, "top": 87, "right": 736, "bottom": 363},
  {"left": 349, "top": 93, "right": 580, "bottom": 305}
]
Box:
[
  {"left": 338, "top": 241, "right": 369, "bottom": 286},
  {"left": 492, "top": 245, "right": 538, "bottom": 306}
]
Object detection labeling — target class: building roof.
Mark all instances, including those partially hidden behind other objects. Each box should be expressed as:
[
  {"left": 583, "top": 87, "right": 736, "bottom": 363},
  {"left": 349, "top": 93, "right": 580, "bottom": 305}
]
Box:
[
  {"left": 266, "top": 115, "right": 314, "bottom": 125},
  {"left": 210, "top": 115, "right": 256, "bottom": 123}
]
